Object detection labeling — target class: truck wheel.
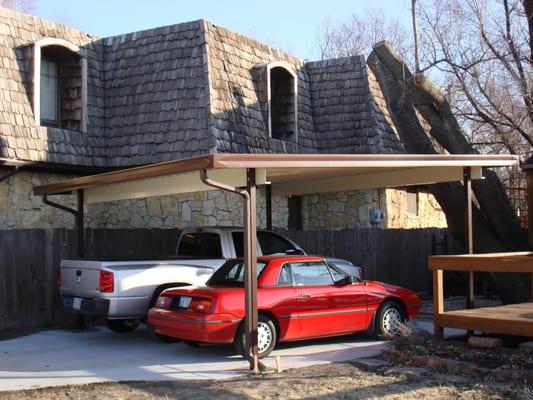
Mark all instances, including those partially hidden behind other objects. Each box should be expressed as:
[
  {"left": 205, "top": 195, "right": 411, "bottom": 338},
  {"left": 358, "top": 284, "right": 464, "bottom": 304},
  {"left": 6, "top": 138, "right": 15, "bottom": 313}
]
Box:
[
  {"left": 105, "top": 318, "right": 140, "bottom": 333},
  {"left": 234, "top": 315, "right": 277, "bottom": 359},
  {"left": 373, "top": 301, "right": 405, "bottom": 337}
]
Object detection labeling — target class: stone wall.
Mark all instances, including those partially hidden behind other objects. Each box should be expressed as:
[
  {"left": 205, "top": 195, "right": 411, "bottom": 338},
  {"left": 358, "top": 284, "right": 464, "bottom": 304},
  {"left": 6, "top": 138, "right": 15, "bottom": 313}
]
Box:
[
  {"left": 1, "top": 170, "right": 446, "bottom": 230},
  {"left": 0, "top": 170, "right": 77, "bottom": 229},
  {"left": 385, "top": 188, "right": 447, "bottom": 229},
  {"left": 86, "top": 189, "right": 288, "bottom": 230},
  {"left": 301, "top": 188, "right": 447, "bottom": 230},
  {"left": 302, "top": 189, "right": 385, "bottom": 229}
]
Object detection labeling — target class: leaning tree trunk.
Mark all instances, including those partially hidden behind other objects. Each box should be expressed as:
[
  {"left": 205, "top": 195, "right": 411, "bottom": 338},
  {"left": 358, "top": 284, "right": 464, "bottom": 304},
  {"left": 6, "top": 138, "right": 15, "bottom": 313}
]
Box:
[{"left": 368, "top": 42, "right": 530, "bottom": 303}]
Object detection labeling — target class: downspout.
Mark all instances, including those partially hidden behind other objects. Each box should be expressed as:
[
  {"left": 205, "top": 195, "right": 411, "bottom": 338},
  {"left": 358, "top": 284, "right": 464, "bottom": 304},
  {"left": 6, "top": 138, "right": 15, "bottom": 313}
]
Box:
[
  {"left": 42, "top": 190, "right": 85, "bottom": 257},
  {"left": 200, "top": 169, "right": 261, "bottom": 374},
  {"left": 200, "top": 169, "right": 248, "bottom": 198},
  {"left": 0, "top": 166, "right": 19, "bottom": 183}
]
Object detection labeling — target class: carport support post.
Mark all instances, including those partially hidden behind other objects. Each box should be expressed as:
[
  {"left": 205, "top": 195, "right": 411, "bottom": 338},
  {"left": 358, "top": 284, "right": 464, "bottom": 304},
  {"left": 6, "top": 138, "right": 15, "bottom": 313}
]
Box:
[
  {"left": 244, "top": 168, "right": 259, "bottom": 373},
  {"left": 464, "top": 167, "right": 474, "bottom": 309},
  {"left": 77, "top": 190, "right": 85, "bottom": 258},
  {"left": 265, "top": 183, "right": 272, "bottom": 230}
]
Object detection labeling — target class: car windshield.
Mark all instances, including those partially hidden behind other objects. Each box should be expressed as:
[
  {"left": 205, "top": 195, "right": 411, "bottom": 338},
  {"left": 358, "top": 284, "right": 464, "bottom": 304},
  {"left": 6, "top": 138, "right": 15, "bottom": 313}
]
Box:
[{"left": 207, "top": 260, "right": 268, "bottom": 287}]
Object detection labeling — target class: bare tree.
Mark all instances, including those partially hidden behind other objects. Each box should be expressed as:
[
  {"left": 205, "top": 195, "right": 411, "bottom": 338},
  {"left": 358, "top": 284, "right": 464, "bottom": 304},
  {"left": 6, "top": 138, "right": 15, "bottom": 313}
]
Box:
[
  {"left": 0, "top": 0, "right": 34, "bottom": 12},
  {"left": 315, "top": 9, "right": 413, "bottom": 61},
  {"left": 316, "top": 1, "right": 532, "bottom": 158},
  {"left": 416, "top": 0, "right": 532, "bottom": 156},
  {"left": 524, "top": 0, "right": 533, "bottom": 62}
]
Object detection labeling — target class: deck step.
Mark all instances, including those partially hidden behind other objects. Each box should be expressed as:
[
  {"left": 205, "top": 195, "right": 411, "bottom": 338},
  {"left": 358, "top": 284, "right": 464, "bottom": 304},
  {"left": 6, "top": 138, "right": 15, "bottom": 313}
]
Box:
[{"left": 519, "top": 341, "right": 533, "bottom": 352}]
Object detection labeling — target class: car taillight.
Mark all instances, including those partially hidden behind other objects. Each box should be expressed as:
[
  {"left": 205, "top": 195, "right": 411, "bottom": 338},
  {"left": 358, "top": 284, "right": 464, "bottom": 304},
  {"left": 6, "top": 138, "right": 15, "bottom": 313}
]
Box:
[
  {"left": 156, "top": 295, "right": 173, "bottom": 309},
  {"left": 99, "top": 270, "right": 114, "bottom": 293},
  {"left": 190, "top": 298, "right": 212, "bottom": 313}
]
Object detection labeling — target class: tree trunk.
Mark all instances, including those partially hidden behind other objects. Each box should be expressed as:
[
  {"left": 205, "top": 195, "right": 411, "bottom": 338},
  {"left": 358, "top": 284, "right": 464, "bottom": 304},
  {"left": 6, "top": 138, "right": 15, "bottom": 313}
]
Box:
[{"left": 368, "top": 42, "right": 530, "bottom": 303}]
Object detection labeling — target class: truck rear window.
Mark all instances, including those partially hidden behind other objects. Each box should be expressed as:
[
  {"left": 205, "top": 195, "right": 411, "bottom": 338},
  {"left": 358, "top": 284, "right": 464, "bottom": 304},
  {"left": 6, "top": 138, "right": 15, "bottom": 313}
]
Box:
[{"left": 177, "top": 233, "right": 222, "bottom": 258}]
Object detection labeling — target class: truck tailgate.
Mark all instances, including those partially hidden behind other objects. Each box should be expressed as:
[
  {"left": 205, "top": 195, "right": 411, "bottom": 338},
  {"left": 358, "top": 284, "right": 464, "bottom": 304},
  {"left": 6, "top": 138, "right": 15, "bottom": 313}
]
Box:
[{"left": 60, "top": 260, "right": 103, "bottom": 298}]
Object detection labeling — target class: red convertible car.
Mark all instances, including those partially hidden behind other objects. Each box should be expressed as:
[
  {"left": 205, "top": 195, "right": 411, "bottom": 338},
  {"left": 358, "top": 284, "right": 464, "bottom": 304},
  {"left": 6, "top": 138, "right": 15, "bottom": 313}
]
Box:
[{"left": 148, "top": 255, "right": 421, "bottom": 358}]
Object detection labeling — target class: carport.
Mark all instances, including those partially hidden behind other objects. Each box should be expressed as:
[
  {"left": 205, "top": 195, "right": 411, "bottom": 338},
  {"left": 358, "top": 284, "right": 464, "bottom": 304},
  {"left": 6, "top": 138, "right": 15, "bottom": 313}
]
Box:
[{"left": 34, "top": 153, "right": 518, "bottom": 373}]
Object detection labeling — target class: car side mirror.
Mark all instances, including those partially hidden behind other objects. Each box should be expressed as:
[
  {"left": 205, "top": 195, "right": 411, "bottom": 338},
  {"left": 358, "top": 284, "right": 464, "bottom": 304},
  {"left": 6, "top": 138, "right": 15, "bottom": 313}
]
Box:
[{"left": 336, "top": 275, "right": 357, "bottom": 286}]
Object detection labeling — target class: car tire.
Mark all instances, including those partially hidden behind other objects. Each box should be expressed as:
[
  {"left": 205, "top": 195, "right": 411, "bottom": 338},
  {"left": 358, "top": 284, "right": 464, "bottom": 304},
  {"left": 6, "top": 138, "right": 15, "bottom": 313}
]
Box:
[
  {"left": 234, "top": 314, "right": 277, "bottom": 359},
  {"left": 105, "top": 318, "right": 140, "bottom": 333},
  {"left": 373, "top": 301, "right": 405, "bottom": 337}
]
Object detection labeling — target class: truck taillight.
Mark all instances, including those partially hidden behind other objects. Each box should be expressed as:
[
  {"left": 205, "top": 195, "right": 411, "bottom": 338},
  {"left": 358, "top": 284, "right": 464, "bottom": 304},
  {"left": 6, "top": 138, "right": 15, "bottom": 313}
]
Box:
[
  {"left": 99, "top": 270, "right": 114, "bottom": 293},
  {"left": 190, "top": 298, "right": 212, "bottom": 313}
]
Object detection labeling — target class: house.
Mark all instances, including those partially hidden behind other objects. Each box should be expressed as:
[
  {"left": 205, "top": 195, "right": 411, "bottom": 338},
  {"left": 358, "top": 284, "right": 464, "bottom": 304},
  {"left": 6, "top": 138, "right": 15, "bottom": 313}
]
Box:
[{"left": 0, "top": 7, "right": 446, "bottom": 230}]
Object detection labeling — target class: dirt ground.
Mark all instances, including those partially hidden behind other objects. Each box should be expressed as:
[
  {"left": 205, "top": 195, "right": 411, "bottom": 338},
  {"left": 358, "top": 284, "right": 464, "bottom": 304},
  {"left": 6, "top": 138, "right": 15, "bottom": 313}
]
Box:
[
  {"left": 3, "top": 327, "right": 533, "bottom": 399},
  {"left": 1, "top": 360, "right": 532, "bottom": 400}
]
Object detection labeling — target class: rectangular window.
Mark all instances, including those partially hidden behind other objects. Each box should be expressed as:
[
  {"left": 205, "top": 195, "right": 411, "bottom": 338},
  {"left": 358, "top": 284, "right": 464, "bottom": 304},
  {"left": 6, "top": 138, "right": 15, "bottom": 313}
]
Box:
[
  {"left": 277, "top": 265, "right": 293, "bottom": 286},
  {"left": 289, "top": 262, "right": 334, "bottom": 286},
  {"left": 40, "top": 59, "right": 59, "bottom": 124},
  {"left": 177, "top": 233, "right": 222, "bottom": 258},
  {"left": 406, "top": 189, "right": 419, "bottom": 217}
]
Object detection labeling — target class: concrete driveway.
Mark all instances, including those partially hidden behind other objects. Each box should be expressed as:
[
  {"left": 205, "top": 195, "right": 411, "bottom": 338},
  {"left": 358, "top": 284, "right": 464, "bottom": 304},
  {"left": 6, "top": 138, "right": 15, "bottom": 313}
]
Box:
[{"left": 0, "top": 325, "right": 387, "bottom": 391}]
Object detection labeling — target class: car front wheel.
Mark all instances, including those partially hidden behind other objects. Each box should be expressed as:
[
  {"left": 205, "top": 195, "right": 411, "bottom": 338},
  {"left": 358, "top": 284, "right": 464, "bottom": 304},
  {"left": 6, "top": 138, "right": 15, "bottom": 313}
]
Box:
[
  {"left": 235, "top": 315, "right": 277, "bottom": 359},
  {"left": 374, "top": 301, "right": 404, "bottom": 337}
]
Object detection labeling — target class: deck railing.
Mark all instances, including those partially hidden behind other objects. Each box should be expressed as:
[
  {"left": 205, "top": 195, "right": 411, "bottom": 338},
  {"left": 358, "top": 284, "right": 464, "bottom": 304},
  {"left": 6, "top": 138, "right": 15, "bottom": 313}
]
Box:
[{"left": 428, "top": 252, "right": 533, "bottom": 338}]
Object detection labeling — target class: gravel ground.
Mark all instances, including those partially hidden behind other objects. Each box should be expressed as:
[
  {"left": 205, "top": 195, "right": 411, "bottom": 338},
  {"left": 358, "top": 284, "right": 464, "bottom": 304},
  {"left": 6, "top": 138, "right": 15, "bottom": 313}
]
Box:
[{"left": 1, "top": 361, "right": 531, "bottom": 400}]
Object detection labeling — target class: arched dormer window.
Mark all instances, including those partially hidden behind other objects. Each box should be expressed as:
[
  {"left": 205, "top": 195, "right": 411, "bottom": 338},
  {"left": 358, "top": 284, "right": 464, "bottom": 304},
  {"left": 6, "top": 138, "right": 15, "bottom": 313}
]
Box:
[
  {"left": 32, "top": 38, "right": 87, "bottom": 132},
  {"left": 257, "top": 61, "right": 298, "bottom": 142}
]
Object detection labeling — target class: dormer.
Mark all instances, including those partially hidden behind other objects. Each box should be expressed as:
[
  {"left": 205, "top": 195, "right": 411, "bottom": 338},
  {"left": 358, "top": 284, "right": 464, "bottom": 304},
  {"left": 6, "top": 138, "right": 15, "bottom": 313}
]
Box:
[
  {"left": 256, "top": 61, "right": 298, "bottom": 142},
  {"left": 31, "top": 38, "right": 87, "bottom": 132}
]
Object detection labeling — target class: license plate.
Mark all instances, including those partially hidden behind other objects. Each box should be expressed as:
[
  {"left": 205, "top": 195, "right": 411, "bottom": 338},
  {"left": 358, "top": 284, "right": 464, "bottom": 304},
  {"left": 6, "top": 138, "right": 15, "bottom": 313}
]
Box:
[
  {"left": 179, "top": 296, "right": 192, "bottom": 308},
  {"left": 72, "top": 297, "right": 82, "bottom": 310}
]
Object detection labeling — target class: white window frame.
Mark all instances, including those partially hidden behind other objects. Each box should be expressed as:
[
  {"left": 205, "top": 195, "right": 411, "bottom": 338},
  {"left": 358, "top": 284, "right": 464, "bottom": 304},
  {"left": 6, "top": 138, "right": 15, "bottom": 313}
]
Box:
[
  {"left": 32, "top": 38, "right": 88, "bottom": 133},
  {"left": 256, "top": 61, "right": 298, "bottom": 143}
]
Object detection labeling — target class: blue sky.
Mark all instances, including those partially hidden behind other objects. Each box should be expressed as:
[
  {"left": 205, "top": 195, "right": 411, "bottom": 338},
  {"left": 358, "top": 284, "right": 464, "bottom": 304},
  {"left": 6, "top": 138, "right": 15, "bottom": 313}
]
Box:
[{"left": 32, "top": 0, "right": 412, "bottom": 60}]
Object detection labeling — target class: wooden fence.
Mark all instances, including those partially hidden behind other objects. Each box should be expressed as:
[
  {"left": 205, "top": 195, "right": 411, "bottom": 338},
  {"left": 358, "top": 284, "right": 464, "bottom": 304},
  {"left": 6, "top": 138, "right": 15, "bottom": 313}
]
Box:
[
  {"left": 279, "top": 228, "right": 461, "bottom": 293},
  {"left": 0, "top": 227, "right": 457, "bottom": 332}
]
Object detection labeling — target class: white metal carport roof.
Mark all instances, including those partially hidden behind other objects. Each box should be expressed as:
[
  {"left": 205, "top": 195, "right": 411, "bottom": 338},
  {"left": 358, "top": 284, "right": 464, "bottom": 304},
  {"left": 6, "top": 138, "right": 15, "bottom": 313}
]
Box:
[{"left": 34, "top": 153, "right": 517, "bottom": 201}]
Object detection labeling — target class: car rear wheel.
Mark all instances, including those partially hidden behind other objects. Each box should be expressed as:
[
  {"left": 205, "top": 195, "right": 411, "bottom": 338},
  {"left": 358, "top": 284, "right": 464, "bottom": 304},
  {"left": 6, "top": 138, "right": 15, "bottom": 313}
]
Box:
[
  {"left": 105, "top": 318, "right": 140, "bottom": 333},
  {"left": 374, "top": 301, "right": 404, "bottom": 337},
  {"left": 234, "top": 315, "right": 277, "bottom": 359}
]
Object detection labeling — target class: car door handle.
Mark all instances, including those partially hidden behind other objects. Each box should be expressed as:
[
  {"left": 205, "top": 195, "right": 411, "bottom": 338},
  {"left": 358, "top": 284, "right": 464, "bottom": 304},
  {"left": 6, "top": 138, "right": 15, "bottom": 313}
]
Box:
[{"left": 298, "top": 293, "right": 311, "bottom": 299}]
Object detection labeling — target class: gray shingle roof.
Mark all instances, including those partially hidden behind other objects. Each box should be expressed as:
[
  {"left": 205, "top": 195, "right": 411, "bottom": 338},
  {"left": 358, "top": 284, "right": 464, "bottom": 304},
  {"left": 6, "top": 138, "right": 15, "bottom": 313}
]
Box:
[
  {"left": 103, "top": 20, "right": 212, "bottom": 166},
  {"left": 0, "top": 7, "right": 404, "bottom": 168},
  {"left": 0, "top": 7, "right": 106, "bottom": 166}
]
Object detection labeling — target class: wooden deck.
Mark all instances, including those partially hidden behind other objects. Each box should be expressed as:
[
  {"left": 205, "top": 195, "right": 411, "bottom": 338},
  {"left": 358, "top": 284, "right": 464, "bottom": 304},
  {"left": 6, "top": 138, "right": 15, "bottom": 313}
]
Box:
[
  {"left": 429, "top": 252, "right": 533, "bottom": 338},
  {"left": 437, "top": 303, "right": 533, "bottom": 337}
]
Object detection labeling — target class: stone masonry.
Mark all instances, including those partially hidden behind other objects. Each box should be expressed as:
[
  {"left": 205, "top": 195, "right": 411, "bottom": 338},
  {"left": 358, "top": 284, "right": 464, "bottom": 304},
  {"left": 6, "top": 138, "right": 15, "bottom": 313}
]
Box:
[{"left": 1, "top": 170, "right": 445, "bottom": 230}]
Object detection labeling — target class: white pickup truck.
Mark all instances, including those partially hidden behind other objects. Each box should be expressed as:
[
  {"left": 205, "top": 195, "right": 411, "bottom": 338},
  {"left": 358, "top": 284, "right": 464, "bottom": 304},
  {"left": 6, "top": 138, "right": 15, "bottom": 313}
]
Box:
[{"left": 60, "top": 227, "right": 306, "bottom": 332}]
